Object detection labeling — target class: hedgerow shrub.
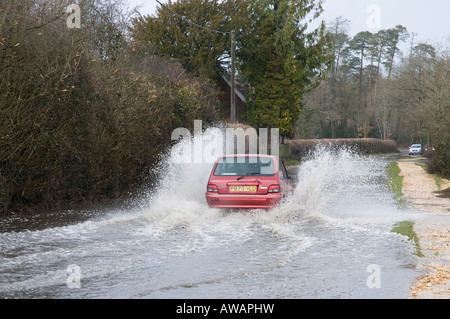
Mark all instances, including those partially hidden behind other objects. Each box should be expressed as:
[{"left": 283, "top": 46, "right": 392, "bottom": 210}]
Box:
[
  {"left": 0, "top": 2, "right": 219, "bottom": 213},
  {"left": 288, "top": 138, "right": 400, "bottom": 160}
]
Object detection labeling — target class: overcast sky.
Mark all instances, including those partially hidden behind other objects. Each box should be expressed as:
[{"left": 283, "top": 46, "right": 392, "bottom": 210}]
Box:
[{"left": 128, "top": 0, "right": 450, "bottom": 51}]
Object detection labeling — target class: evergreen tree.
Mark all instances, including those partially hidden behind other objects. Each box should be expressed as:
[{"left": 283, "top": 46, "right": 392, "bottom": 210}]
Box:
[
  {"left": 130, "top": 0, "right": 229, "bottom": 77},
  {"left": 239, "top": 0, "right": 331, "bottom": 141},
  {"left": 131, "top": 0, "right": 331, "bottom": 141}
]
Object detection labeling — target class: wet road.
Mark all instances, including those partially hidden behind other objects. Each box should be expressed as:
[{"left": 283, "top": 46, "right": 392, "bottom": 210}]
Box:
[{"left": 0, "top": 146, "right": 424, "bottom": 299}]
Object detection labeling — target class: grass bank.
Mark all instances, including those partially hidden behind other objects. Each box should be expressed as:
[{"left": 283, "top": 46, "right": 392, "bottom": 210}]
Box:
[
  {"left": 386, "top": 161, "right": 406, "bottom": 208},
  {"left": 386, "top": 162, "right": 422, "bottom": 256},
  {"left": 391, "top": 221, "right": 423, "bottom": 257}
]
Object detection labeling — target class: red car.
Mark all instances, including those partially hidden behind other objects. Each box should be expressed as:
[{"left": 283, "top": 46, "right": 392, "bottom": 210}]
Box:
[{"left": 205, "top": 154, "right": 297, "bottom": 209}]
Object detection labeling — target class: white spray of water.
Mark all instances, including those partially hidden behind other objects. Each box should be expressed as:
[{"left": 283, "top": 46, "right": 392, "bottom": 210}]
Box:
[
  {"left": 124, "top": 129, "right": 380, "bottom": 266},
  {"left": 135, "top": 127, "right": 418, "bottom": 231},
  {"left": 0, "top": 127, "right": 420, "bottom": 297}
]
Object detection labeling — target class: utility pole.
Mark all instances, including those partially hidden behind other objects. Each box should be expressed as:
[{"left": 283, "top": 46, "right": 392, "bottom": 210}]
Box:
[{"left": 230, "top": 30, "right": 236, "bottom": 124}]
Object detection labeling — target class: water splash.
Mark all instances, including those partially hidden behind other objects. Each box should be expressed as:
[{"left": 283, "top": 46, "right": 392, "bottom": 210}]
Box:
[
  {"left": 282, "top": 145, "right": 367, "bottom": 219},
  {"left": 0, "top": 126, "right": 421, "bottom": 298},
  {"left": 137, "top": 128, "right": 420, "bottom": 235}
]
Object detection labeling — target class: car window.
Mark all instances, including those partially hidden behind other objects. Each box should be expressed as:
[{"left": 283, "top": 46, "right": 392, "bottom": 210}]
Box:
[
  {"left": 214, "top": 157, "right": 275, "bottom": 176},
  {"left": 278, "top": 160, "right": 288, "bottom": 179}
]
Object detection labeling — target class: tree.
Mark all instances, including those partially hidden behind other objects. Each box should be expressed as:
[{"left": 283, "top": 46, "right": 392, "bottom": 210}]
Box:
[
  {"left": 328, "top": 17, "right": 350, "bottom": 74},
  {"left": 372, "top": 26, "right": 408, "bottom": 139},
  {"left": 130, "top": 0, "right": 229, "bottom": 78},
  {"left": 0, "top": 0, "right": 220, "bottom": 213},
  {"left": 382, "top": 25, "right": 408, "bottom": 79},
  {"left": 240, "top": 0, "right": 331, "bottom": 141},
  {"left": 320, "top": 17, "right": 351, "bottom": 138},
  {"left": 131, "top": 0, "right": 331, "bottom": 141},
  {"left": 299, "top": 23, "right": 409, "bottom": 140},
  {"left": 346, "top": 31, "right": 372, "bottom": 137},
  {"left": 249, "top": 57, "right": 301, "bottom": 142},
  {"left": 415, "top": 53, "right": 450, "bottom": 177}
]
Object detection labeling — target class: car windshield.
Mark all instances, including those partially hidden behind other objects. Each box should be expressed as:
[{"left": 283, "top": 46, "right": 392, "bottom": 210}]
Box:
[
  {"left": 213, "top": 156, "right": 275, "bottom": 176},
  {"left": 411, "top": 145, "right": 421, "bottom": 148}
]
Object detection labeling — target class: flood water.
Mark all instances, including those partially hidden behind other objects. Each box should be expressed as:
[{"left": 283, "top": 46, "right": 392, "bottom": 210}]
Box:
[{"left": 0, "top": 137, "right": 424, "bottom": 299}]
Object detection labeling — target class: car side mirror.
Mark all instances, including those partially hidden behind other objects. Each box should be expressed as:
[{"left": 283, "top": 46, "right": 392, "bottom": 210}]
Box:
[{"left": 289, "top": 174, "right": 298, "bottom": 180}]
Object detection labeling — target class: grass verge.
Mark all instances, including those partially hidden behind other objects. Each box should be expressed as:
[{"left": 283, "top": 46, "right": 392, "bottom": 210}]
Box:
[
  {"left": 386, "top": 161, "right": 406, "bottom": 208},
  {"left": 387, "top": 163, "right": 422, "bottom": 256},
  {"left": 391, "top": 221, "right": 423, "bottom": 257}
]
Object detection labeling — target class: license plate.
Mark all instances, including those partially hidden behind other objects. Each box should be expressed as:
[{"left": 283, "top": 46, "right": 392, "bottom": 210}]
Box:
[{"left": 229, "top": 185, "right": 257, "bottom": 192}]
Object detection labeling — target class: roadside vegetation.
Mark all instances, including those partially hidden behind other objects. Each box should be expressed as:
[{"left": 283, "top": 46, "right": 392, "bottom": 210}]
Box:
[
  {"left": 391, "top": 221, "right": 423, "bottom": 257},
  {"left": 415, "top": 163, "right": 450, "bottom": 199},
  {"left": 386, "top": 163, "right": 422, "bottom": 256},
  {"left": 435, "top": 188, "right": 450, "bottom": 200},
  {"left": 1, "top": 0, "right": 449, "bottom": 214},
  {"left": 1, "top": 0, "right": 332, "bottom": 214},
  {"left": 131, "top": 0, "right": 331, "bottom": 143},
  {"left": 386, "top": 161, "right": 406, "bottom": 208},
  {"left": 289, "top": 138, "right": 399, "bottom": 160},
  {"left": 297, "top": 18, "right": 450, "bottom": 181},
  {"left": 0, "top": 0, "right": 219, "bottom": 214}
]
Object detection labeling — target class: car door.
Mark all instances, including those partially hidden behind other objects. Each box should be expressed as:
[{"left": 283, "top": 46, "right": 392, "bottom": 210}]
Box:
[{"left": 278, "top": 159, "right": 293, "bottom": 195}]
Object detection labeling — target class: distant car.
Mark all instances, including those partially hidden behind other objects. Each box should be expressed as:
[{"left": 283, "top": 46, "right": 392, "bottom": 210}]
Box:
[
  {"left": 408, "top": 144, "right": 422, "bottom": 155},
  {"left": 205, "top": 154, "right": 297, "bottom": 209}
]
